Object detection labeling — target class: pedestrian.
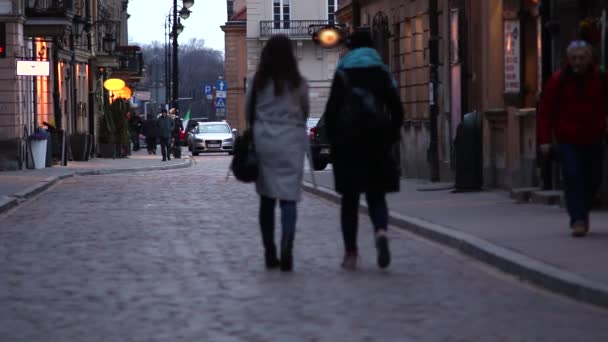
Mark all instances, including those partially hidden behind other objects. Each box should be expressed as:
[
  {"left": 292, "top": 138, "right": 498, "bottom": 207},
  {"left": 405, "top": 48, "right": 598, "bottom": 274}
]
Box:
[
  {"left": 247, "top": 35, "right": 310, "bottom": 272},
  {"left": 170, "top": 108, "right": 183, "bottom": 158},
  {"left": 156, "top": 108, "right": 175, "bottom": 161},
  {"left": 142, "top": 116, "right": 158, "bottom": 155},
  {"left": 538, "top": 40, "right": 608, "bottom": 237},
  {"left": 323, "top": 29, "right": 404, "bottom": 270},
  {"left": 128, "top": 112, "right": 143, "bottom": 151}
]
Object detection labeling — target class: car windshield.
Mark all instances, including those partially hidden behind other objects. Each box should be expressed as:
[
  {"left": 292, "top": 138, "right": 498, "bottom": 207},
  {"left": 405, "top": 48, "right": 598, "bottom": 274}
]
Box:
[{"left": 198, "top": 124, "right": 230, "bottom": 134}]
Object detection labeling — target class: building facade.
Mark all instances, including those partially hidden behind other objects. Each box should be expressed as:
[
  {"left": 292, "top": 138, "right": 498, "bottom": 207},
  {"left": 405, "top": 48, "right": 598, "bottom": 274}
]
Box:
[
  {"left": 339, "top": 0, "right": 608, "bottom": 189},
  {"left": 246, "top": 0, "right": 341, "bottom": 118},
  {"left": 0, "top": 0, "right": 141, "bottom": 170},
  {"left": 222, "top": 0, "right": 247, "bottom": 131}
]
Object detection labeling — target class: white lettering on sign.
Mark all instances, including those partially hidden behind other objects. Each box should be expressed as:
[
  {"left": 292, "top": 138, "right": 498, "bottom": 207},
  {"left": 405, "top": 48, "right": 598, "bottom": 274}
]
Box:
[{"left": 504, "top": 20, "right": 520, "bottom": 93}]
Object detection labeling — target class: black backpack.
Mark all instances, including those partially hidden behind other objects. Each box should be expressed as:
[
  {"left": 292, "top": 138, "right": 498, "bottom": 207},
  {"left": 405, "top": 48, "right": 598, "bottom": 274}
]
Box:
[{"left": 335, "top": 69, "right": 391, "bottom": 144}]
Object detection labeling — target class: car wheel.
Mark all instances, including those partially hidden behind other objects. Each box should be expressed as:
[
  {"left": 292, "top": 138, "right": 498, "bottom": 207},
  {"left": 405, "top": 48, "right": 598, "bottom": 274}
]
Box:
[
  {"left": 312, "top": 158, "right": 328, "bottom": 171},
  {"left": 192, "top": 151, "right": 199, "bottom": 156}
]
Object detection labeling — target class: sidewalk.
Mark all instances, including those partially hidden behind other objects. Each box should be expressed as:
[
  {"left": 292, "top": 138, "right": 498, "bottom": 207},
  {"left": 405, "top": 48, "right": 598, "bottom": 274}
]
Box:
[
  {"left": 303, "top": 169, "right": 608, "bottom": 309},
  {"left": 0, "top": 150, "right": 192, "bottom": 213}
]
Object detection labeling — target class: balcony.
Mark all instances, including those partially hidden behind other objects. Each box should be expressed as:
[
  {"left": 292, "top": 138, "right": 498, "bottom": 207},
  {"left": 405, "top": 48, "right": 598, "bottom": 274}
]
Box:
[
  {"left": 260, "top": 20, "right": 333, "bottom": 38},
  {"left": 24, "top": 0, "right": 75, "bottom": 37}
]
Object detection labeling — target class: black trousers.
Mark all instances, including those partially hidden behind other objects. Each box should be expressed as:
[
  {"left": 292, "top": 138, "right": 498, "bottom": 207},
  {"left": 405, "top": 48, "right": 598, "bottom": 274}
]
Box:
[
  {"left": 159, "top": 137, "right": 171, "bottom": 160},
  {"left": 341, "top": 192, "right": 389, "bottom": 253}
]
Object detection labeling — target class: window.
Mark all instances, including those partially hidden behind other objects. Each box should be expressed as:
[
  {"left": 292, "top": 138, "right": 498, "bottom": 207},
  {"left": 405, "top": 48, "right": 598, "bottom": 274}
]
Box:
[
  {"left": 198, "top": 124, "right": 231, "bottom": 134},
  {"left": 328, "top": 0, "right": 339, "bottom": 24},
  {"left": 273, "top": 0, "right": 290, "bottom": 29}
]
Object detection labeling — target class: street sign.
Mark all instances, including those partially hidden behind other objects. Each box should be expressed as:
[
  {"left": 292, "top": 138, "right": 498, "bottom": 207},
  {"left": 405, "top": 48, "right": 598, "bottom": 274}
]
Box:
[
  {"left": 216, "top": 90, "right": 227, "bottom": 98},
  {"left": 215, "top": 98, "right": 226, "bottom": 108},
  {"left": 216, "top": 80, "right": 228, "bottom": 92},
  {"left": 216, "top": 108, "right": 226, "bottom": 117},
  {"left": 203, "top": 84, "right": 213, "bottom": 95}
]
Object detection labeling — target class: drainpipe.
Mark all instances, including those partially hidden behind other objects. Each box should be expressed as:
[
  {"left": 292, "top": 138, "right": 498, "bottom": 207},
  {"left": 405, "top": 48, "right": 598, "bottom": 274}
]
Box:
[
  {"left": 428, "top": 0, "right": 440, "bottom": 182},
  {"left": 353, "top": 0, "right": 361, "bottom": 28}
]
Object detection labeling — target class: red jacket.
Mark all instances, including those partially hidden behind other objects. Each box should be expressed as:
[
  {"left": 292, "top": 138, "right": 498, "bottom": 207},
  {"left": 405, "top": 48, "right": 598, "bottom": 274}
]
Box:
[{"left": 538, "top": 66, "right": 607, "bottom": 145}]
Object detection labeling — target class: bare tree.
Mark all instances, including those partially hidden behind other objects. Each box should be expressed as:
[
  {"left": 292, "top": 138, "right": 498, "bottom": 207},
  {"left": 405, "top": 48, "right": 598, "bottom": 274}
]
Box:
[{"left": 138, "top": 39, "right": 225, "bottom": 117}]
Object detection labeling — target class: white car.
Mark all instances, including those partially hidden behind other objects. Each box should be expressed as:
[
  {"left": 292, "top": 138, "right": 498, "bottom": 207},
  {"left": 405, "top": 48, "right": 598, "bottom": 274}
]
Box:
[{"left": 188, "top": 121, "right": 236, "bottom": 156}]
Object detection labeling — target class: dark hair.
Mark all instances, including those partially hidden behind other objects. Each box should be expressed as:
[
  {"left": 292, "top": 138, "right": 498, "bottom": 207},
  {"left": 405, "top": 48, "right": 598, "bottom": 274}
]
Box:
[
  {"left": 345, "top": 29, "right": 374, "bottom": 49},
  {"left": 255, "top": 35, "right": 303, "bottom": 95}
]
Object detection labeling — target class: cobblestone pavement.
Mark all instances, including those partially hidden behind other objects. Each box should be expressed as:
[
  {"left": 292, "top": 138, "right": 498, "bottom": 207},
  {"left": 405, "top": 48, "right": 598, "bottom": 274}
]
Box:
[{"left": 0, "top": 155, "right": 607, "bottom": 342}]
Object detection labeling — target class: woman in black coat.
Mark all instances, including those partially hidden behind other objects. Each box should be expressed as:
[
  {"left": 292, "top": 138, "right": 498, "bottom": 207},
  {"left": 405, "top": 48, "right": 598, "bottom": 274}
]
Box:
[{"left": 323, "top": 30, "right": 404, "bottom": 270}]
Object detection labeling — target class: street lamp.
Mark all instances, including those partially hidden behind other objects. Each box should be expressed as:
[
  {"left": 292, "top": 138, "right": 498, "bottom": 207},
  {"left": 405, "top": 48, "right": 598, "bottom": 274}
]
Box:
[
  {"left": 179, "top": 8, "right": 191, "bottom": 20},
  {"left": 102, "top": 33, "right": 116, "bottom": 53},
  {"left": 168, "top": 0, "right": 194, "bottom": 111},
  {"left": 183, "top": 0, "right": 194, "bottom": 9}
]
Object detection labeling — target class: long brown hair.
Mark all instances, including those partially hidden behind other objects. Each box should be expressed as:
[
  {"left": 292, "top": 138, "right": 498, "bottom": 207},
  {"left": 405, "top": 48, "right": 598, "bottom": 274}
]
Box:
[{"left": 255, "top": 35, "right": 303, "bottom": 95}]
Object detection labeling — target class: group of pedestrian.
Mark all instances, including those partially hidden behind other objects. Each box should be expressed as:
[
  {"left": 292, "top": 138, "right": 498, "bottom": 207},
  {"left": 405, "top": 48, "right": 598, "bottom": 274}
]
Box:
[
  {"left": 244, "top": 28, "right": 605, "bottom": 273},
  {"left": 245, "top": 31, "right": 403, "bottom": 272},
  {"left": 137, "top": 108, "right": 183, "bottom": 161}
]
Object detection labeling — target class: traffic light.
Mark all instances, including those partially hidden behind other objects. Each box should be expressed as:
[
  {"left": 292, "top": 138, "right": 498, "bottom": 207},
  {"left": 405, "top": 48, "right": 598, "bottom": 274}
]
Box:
[{"left": 0, "top": 23, "right": 6, "bottom": 58}]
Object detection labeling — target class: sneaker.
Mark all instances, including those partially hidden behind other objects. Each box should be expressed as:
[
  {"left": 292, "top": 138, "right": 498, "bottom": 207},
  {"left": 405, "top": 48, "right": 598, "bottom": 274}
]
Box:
[
  {"left": 571, "top": 221, "right": 589, "bottom": 238},
  {"left": 341, "top": 251, "right": 358, "bottom": 270},
  {"left": 376, "top": 232, "right": 391, "bottom": 269}
]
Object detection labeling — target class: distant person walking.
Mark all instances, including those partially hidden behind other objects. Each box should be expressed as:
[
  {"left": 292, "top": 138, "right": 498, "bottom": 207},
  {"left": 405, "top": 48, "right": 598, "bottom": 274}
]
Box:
[
  {"left": 156, "top": 109, "right": 175, "bottom": 161},
  {"left": 128, "top": 112, "right": 143, "bottom": 151},
  {"left": 538, "top": 40, "right": 608, "bottom": 237},
  {"left": 323, "top": 29, "right": 404, "bottom": 269},
  {"left": 247, "top": 35, "right": 310, "bottom": 272},
  {"left": 142, "top": 116, "right": 158, "bottom": 155}
]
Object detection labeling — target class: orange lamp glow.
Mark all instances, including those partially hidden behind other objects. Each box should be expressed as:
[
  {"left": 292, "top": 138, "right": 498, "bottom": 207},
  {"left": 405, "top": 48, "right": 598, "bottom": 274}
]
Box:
[{"left": 103, "top": 78, "right": 126, "bottom": 91}]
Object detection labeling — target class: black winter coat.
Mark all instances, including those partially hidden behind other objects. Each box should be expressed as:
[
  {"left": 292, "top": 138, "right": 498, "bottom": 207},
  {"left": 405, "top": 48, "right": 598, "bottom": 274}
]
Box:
[{"left": 323, "top": 66, "right": 404, "bottom": 194}]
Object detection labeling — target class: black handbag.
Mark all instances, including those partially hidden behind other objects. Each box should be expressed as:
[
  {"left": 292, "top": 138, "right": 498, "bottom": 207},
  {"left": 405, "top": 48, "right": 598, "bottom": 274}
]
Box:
[{"left": 230, "top": 80, "right": 258, "bottom": 183}]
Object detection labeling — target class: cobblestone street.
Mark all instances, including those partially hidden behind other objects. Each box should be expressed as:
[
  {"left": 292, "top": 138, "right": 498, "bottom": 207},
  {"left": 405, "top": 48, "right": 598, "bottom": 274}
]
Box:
[{"left": 1, "top": 156, "right": 607, "bottom": 341}]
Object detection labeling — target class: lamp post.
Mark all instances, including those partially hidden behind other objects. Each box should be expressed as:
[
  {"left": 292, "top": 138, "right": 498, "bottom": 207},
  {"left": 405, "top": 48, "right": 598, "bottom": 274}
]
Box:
[{"left": 169, "top": 0, "right": 194, "bottom": 112}]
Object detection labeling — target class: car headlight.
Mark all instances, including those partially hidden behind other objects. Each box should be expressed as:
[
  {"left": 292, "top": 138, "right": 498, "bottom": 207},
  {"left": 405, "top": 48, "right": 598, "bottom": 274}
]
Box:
[
  {"left": 195, "top": 139, "right": 204, "bottom": 143},
  {"left": 223, "top": 138, "right": 233, "bottom": 143}
]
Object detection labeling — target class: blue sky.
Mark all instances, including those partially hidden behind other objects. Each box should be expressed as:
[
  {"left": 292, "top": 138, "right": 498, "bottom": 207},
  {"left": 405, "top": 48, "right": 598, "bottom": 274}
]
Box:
[{"left": 127, "top": 0, "right": 227, "bottom": 52}]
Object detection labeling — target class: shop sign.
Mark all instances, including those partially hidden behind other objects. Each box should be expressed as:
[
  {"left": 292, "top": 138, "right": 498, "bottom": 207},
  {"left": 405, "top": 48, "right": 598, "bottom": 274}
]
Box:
[{"left": 504, "top": 20, "right": 520, "bottom": 93}]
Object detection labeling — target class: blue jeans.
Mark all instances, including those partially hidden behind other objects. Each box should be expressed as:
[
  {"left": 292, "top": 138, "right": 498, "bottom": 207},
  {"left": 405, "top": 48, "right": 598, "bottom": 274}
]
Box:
[
  {"left": 341, "top": 192, "right": 389, "bottom": 253},
  {"left": 259, "top": 196, "right": 297, "bottom": 253},
  {"left": 559, "top": 143, "right": 603, "bottom": 225}
]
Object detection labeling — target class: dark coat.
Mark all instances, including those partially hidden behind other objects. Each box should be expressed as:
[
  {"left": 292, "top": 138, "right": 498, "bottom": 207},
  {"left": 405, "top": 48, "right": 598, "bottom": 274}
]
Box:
[
  {"left": 323, "top": 66, "right": 404, "bottom": 194},
  {"left": 156, "top": 115, "right": 175, "bottom": 139},
  {"left": 142, "top": 119, "right": 158, "bottom": 138}
]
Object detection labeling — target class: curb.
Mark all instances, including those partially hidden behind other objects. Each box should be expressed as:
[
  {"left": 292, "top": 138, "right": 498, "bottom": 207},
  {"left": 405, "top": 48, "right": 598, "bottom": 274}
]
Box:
[
  {"left": 302, "top": 181, "right": 608, "bottom": 310},
  {"left": 0, "top": 158, "right": 192, "bottom": 215}
]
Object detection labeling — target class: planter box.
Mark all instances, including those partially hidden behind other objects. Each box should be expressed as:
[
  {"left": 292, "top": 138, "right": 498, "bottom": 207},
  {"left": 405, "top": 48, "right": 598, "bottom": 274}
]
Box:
[
  {"left": 30, "top": 139, "right": 47, "bottom": 169},
  {"left": 70, "top": 133, "right": 90, "bottom": 161},
  {"left": 98, "top": 143, "right": 115, "bottom": 158}
]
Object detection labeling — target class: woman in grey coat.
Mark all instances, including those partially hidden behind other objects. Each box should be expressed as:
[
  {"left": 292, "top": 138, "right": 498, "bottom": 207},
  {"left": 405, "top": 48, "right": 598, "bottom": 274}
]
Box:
[{"left": 246, "top": 35, "right": 309, "bottom": 272}]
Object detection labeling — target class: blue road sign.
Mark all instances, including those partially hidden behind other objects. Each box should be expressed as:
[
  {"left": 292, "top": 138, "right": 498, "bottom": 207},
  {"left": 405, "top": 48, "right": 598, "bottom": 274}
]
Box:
[
  {"left": 215, "top": 98, "right": 226, "bottom": 108},
  {"left": 216, "top": 80, "right": 228, "bottom": 92},
  {"left": 203, "top": 84, "right": 213, "bottom": 95}
]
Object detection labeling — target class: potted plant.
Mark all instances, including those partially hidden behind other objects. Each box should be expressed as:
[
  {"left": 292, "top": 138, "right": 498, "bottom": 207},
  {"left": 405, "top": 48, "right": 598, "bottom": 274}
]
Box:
[
  {"left": 98, "top": 113, "right": 115, "bottom": 158},
  {"left": 29, "top": 128, "right": 49, "bottom": 169}
]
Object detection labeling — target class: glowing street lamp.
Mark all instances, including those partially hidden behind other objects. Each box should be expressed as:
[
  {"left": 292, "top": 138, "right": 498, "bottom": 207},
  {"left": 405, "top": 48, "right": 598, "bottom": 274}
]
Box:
[{"left": 312, "top": 25, "right": 346, "bottom": 49}]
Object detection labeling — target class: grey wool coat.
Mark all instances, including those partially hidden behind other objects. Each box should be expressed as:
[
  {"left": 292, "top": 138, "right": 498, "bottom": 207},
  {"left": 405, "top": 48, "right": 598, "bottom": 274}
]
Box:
[{"left": 246, "top": 79, "right": 310, "bottom": 201}]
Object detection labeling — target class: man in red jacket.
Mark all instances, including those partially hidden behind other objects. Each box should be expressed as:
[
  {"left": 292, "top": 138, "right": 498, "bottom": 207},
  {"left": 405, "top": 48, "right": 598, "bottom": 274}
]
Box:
[{"left": 538, "top": 40, "right": 607, "bottom": 237}]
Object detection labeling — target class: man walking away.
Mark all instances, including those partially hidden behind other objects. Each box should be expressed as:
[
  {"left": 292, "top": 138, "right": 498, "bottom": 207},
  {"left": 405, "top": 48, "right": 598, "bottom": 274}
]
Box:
[
  {"left": 142, "top": 116, "right": 158, "bottom": 155},
  {"left": 156, "top": 109, "right": 175, "bottom": 161},
  {"left": 538, "top": 40, "right": 608, "bottom": 237},
  {"left": 323, "top": 29, "right": 404, "bottom": 269}
]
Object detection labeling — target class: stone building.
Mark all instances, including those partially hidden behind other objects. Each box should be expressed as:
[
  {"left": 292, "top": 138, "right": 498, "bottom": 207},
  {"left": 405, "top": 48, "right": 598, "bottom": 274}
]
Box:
[{"left": 0, "top": 0, "right": 140, "bottom": 170}]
